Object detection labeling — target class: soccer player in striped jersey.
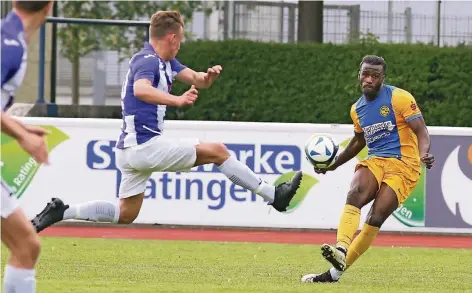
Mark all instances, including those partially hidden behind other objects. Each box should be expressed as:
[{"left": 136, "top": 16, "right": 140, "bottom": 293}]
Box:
[
  {"left": 1, "top": 1, "right": 53, "bottom": 292},
  {"left": 32, "top": 11, "right": 302, "bottom": 231}
]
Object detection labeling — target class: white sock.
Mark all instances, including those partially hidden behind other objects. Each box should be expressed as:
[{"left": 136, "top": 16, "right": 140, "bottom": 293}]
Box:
[
  {"left": 218, "top": 156, "right": 275, "bottom": 203},
  {"left": 329, "top": 267, "right": 343, "bottom": 281},
  {"left": 3, "top": 265, "right": 36, "bottom": 293},
  {"left": 63, "top": 201, "right": 120, "bottom": 224}
]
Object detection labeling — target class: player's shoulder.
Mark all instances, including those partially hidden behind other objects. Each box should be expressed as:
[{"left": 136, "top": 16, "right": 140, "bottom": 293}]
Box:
[
  {"left": 1, "top": 20, "right": 25, "bottom": 62},
  {"left": 1, "top": 37, "right": 24, "bottom": 58},
  {"left": 130, "top": 50, "right": 160, "bottom": 68},
  {"left": 1, "top": 31, "right": 25, "bottom": 83},
  {"left": 387, "top": 85, "right": 414, "bottom": 99}
]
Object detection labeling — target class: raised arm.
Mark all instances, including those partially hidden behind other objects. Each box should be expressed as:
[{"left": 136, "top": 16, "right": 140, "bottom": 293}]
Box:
[
  {"left": 132, "top": 56, "right": 197, "bottom": 107},
  {"left": 1, "top": 112, "right": 49, "bottom": 164},
  {"left": 174, "top": 58, "right": 222, "bottom": 89}
]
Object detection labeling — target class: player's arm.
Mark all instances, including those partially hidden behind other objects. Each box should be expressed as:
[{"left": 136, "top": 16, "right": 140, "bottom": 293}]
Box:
[
  {"left": 315, "top": 133, "right": 365, "bottom": 174},
  {"left": 407, "top": 113, "right": 434, "bottom": 169},
  {"left": 332, "top": 132, "right": 366, "bottom": 169},
  {"left": 1, "top": 111, "right": 29, "bottom": 140},
  {"left": 1, "top": 112, "right": 49, "bottom": 164},
  {"left": 134, "top": 79, "right": 179, "bottom": 106},
  {"left": 133, "top": 57, "right": 197, "bottom": 107},
  {"left": 408, "top": 117, "right": 432, "bottom": 164},
  {"left": 394, "top": 90, "right": 434, "bottom": 168},
  {"left": 175, "top": 68, "right": 207, "bottom": 88},
  {"left": 174, "top": 59, "right": 222, "bottom": 89}
]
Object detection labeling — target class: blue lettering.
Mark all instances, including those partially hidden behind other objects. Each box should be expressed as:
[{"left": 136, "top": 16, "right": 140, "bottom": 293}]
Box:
[
  {"left": 185, "top": 179, "right": 203, "bottom": 200},
  {"left": 207, "top": 180, "right": 226, "bottom": 210},
  {"left": 86, "top": 140, "right": 116, "bottom": 170},
  {"left": 90, "top": 140, "right": 300, "bottom": 209},
  {"left": 144, "top": 179, "right": 156, "bottom": 199},
  {"left": 230, "top": 184, "right": 247, "bottom": 202},
  {"left": 191, "top": 144, "right": 301, "bottom": 175},
  {"left": 159, "top": 173, "right": 172, "bottom": 200}
]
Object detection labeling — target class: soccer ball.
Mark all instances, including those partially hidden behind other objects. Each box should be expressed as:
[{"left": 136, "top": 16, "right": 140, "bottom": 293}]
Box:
[{"left": 304, "top": 133, "right": 340, "bottom": 169}]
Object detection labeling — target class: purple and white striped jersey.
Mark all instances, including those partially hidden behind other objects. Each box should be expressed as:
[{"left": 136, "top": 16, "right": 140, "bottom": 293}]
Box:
[
  {"left": 1, "top": 11, "right": 27, "bottom": 111},
  {"left": 116, "top": 42, "right": 186, "bottom": 149}
]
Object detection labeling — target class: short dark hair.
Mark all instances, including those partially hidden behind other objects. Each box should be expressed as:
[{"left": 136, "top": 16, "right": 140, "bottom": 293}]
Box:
[
  {"left": 150, "top": 10, "right": 184, "bottom": 39},
  {"left": 360, "top": 55, "right": 387, "bottom": 73},
  {"left": 14, "top": 1, "right": 51, "bottom": 13}
]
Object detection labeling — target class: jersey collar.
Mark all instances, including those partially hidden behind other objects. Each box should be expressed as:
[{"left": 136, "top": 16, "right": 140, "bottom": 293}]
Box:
[{"left": 143, "top": 41, "right": 155, "bottom": 53}]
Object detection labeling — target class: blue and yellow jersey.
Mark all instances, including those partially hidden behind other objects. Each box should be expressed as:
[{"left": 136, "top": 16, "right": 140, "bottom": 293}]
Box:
[{"left": 350, "top": 84, "right": 422, "bottom": 171}]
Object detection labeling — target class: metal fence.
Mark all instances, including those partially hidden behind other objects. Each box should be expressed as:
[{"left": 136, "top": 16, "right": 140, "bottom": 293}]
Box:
[
  {"left": 45, "top": 1, "right": 472, "bottom": 105},
  {"left": 226, "top": 1, "right": 472, "bottom": 46}
]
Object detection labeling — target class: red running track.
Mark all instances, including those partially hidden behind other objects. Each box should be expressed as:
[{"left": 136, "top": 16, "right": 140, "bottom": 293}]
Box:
[{"left": 40, "top": 226, "right": 472, "bottom": 249}]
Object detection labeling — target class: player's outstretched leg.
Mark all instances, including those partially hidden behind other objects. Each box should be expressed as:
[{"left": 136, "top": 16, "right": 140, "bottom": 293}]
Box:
[
  {"left": 303, "top": 182, "right": 397, "bottom": 283},
  {"left": 321, "top": 166, "right": 378, "bottom": 271},
  {"left": 341, "top": 183, "right": 396, "bottom": 269},
  {"left": 271, "top": 171, "right": 303, "bottom": 211},
  {"left": 194, "top": 142, "right": 302, "bottom": 212},
  {"left": 31, "top": 198, "right": 120, "bottom": 233}
]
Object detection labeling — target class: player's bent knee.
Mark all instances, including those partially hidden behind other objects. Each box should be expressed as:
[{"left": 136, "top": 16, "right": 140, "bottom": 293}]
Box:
[
  {"left": 365, "top": 214, "right": 386, "bottom": 228},
  {"left": 28, "top": 234, "right": 41, "bottom": 262},
  {"left": 118, "top": 206, "right": 140, "bottom": 224},
  {"left": 211, "top": 143, "right": 230, "bottom": 163},
  {"left": 12, "top": 233, "right": 41, "bottom": 267},
  {"left": 196, "top": 142, "right": 230, "bottom": 165},
  {"left": 346, "top": 184, "right": 367, "bottom": 208},
  {"left": 118, "top": 196, "right": 143, "bottom": 224},
  {"left": 118, "top": 212, "right": 137, "bottom": 224}
]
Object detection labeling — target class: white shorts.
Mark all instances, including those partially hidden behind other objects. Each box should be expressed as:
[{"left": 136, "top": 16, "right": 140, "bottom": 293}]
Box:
[
  {"left": 115, "top": 135, "right": 199, "bottom": 198},
  {"left": 1, "top": 180, "right": 18, "bottom": 218}
]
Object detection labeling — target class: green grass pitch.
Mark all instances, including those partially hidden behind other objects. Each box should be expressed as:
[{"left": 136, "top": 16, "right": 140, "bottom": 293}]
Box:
[{"left": 2, "top": 236, "right": 471, "bottom": 293}]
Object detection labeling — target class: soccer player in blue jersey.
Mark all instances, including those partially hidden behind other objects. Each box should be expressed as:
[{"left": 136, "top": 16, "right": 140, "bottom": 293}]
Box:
[
  {"left": 302, "top": 55, "right": 434, "bottom": 283},
  {"left": 1, "top": 1, "right": 53, "bottom": 292},
  {"left": 32, "top": 11, "right": 302, "bottom": 231}
]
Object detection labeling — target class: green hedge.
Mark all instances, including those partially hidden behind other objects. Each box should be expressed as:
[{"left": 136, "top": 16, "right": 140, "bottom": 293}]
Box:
[{"left": 167, "top": 40, "right": 472, "bottom": 127}]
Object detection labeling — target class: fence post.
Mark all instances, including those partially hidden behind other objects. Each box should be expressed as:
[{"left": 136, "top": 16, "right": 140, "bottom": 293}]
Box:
[
  {"left": 288, "top": 5, "right": 295, "bottom": 42},
  {"left": 436, "top": 0, "right": 441, "bottom": 46},
  {"left": 405, "top": 7, "right": 412, "bottom": 44},
  {"left": 50, "top": 1, "right": 58, "bottom": 104},
  {"left": 387, "top": 0, "right": 393, "bottom": 43},
  {"left": 348, "top": 5, "right": 360, "bottom": 43},
  {"left": 37, "top": 24, "right": 46, "bottom": 104},
  {"left": 223, "top": 1, "right": 229, "bottom": 40},
  {"left": 92, "top": 52, "right": 106, "bottom": 105},
  {"left": 279, "top": 3, "right": 284, "bottom": 42}
]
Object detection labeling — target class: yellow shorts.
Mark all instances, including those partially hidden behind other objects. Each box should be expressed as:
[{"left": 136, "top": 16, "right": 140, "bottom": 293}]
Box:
[{"left": 355, "top": 157, "right": 420, "bottom": 204}]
